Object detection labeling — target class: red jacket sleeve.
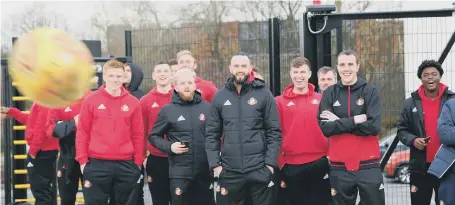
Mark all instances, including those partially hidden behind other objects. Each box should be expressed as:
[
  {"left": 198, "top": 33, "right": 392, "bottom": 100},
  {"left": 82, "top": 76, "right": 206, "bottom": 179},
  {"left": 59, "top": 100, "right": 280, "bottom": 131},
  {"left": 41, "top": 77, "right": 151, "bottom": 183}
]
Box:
[
  {"left": 275, "top": 97, "right": 286, "bottom": 168},
  {"left": 45, "top": 109, "right": 59, "bottom": 139},
  {"left": 28, "top": 105, "right": 49, "bottom": 156},
  {"left": 131, "top": 103, "right": 145, "bottom": 166},
  {"left": 206, "top": 82, "right": 218, "bottom": 103},
  {"left": 75, "top": 99, "right": 93, "bottom": 165},
  {"left": 7, "top": 107, "right": 30, "bottom": 125}
]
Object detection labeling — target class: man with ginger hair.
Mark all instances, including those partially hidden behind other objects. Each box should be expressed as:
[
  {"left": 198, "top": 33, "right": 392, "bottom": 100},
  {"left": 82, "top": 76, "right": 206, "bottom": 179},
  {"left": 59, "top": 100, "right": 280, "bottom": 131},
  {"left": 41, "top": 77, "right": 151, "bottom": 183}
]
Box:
[
  {"left": 76, "top": 60, "right": 144, "bottom": 205},
  {"left": 176, "top": 50, "right": 218, "bottom": 102}
]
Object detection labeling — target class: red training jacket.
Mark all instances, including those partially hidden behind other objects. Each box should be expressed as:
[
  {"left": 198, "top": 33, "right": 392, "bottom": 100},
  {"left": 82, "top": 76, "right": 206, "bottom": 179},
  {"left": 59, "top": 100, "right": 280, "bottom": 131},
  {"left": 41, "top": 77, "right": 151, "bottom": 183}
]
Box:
[
  {"left": 140, "top": 87, "right": 173, "bottom": 157},
  {"left": 276, "top": 84, "right": 328, "bottom": 168},
  {"left": 195, "top": 77, "right": 218, "bottom": 102},
  {"left": 8, "top": 103, "right": 59, "bottom": 156},
  {"left": 418, "top": 84, "right": 446, "bottom": 162},
  {"left": 45, "top": 91, "right": 91, "bottom": 139},
  {"left": 75, "top": 85, "right": 145, "bottom": 167}
]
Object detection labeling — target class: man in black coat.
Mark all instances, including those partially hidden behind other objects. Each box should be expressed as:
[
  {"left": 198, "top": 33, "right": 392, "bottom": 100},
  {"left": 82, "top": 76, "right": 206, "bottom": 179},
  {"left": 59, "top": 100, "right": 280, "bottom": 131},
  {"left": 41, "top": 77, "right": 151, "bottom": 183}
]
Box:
[
  {"left": 205, "top": 52, "right": 282, "bottom": 205},
  {"left": 149, "top": 68, "right": 214, "bottom": 205},
  {"left": 398, "top": 60, "right": 455, "bottom": 205}
]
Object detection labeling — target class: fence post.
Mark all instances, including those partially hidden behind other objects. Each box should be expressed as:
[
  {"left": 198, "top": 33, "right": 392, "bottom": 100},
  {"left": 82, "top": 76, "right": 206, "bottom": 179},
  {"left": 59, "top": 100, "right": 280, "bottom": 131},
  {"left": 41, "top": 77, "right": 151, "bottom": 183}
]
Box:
[
  {"left": 125, "top": 30, "right": 133, "bottom": 58},
  {"left": 268, "top": 18, "right": 281, "bottom": 96},
  {"left": 438, "top": 30, "right": 455, "bottom": 64},
  {"left": 302, "top": 12, "right": 318, "bottom": 89},
  {"left": 1, "top": 60, "right": 13, "bottom": 205},
  {"left": 11, "top": 76, "right": 27, "bottom": 204},
  {"left": 10, "top": 37, "right": 28, "bottom": 204},
  {"left": 303, "top": 6, "right": 341, "bottom": 90}
]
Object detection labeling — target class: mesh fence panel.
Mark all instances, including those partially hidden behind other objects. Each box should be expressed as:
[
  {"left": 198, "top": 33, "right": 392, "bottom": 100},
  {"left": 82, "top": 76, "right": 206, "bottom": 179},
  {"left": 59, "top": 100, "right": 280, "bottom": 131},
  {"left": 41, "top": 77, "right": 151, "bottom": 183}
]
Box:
[
  {"left": 131, "top": 22, "right": 270, "bottom": 94},
  {"left": 328, "top": 16, "right": 455, "bottom": 205}
]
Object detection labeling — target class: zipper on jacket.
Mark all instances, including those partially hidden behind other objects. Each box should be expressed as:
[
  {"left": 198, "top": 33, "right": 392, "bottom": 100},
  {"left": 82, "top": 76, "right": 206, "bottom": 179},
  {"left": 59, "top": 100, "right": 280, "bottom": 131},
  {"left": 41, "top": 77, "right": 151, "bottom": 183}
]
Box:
[
  {"left": 303, "top": 96, "right": 309, "bottom": 129},
  {"left": 348, "top": 86, "right": 351, "bottom": 117},
  {"left": 106, "top": 103, "right": 114, "bottom": 134},
  {"left": 190, "top": 106, "right": 195, "bottom": 177},
  {"left": 239, "top": 95, "right": 244, "bottom": 173}
]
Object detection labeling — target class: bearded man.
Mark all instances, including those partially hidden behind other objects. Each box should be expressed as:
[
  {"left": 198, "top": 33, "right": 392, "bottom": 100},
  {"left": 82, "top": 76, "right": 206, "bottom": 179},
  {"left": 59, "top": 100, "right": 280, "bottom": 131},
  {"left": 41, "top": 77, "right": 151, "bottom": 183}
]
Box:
[
  {"left": 148, "top": 68, "right": 214, "bottom": 205},
  {"left": 205, "top": 52, "right": 282, "bottom": 205}
]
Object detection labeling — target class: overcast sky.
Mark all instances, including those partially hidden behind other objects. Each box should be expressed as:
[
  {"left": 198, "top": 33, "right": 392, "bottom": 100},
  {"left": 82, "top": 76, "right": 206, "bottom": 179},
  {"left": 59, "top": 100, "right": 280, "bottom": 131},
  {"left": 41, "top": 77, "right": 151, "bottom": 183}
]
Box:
[{"left": 1, "top": 0, "right": 454, "bottom": 46}]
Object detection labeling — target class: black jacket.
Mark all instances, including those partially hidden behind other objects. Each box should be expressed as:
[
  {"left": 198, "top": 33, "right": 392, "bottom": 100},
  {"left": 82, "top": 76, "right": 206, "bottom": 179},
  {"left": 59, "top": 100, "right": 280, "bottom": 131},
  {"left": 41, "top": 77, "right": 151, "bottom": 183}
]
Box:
[
  {"left": 205, "top": 77, "right": 282, "bottom": 173},
  {"left": 318, "top": 78, "right": 382, "bottom": 170},
  {"left": 127, "top": 63, "right": 145, "bottom": 99},
  {"left": 397, "top": 87, "right": 455, "bottom": 173},
  {"left": 53, "top": 119, "right": 77, "bottom": 182},
  {"left": 318, "top": 78, "right": 382, "bottom": 137},
  {"left": 148, "top": 91, "right": 211, "bottom": 179}
]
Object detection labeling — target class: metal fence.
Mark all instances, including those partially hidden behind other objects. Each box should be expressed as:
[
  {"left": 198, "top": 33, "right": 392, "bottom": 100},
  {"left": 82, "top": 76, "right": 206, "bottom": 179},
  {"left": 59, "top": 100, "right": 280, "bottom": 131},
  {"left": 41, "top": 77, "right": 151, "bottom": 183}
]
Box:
[
  {"left": 129, "top": 19, "right": 300, "bottom": 94},
  {"left": 130, "top": 21, "right": 266, "bottom": 93}
]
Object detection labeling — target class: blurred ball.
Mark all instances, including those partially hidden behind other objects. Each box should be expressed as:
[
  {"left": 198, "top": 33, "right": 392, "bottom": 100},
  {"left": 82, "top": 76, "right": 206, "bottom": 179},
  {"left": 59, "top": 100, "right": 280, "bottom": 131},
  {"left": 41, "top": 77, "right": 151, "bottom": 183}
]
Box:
[{"left": 8, "top": 28, "right": 94, "bottom": 108}]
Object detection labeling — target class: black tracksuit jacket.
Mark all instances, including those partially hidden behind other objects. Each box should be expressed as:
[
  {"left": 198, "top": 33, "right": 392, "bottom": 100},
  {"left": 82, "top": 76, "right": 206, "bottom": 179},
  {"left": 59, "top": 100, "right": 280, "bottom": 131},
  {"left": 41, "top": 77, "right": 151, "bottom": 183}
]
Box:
[
  {"left": 205, "top": 77, "right": 282, "bottom": 173},
  {"left": 148, "top": 91, "right": 211, "bottom": 179},
  {"left": 318, "top": 78, "right": 382, "bottom": 171},
  {"left": 397, "top": 87, "right": 455, "bottom": 173}
]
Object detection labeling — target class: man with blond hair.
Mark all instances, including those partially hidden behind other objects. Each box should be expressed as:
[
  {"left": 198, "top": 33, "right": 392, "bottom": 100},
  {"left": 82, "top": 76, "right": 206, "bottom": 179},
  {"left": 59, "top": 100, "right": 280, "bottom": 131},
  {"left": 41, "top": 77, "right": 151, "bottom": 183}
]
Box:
[{"left": 176, "top": 50, "right": 218, "bottom": 102}]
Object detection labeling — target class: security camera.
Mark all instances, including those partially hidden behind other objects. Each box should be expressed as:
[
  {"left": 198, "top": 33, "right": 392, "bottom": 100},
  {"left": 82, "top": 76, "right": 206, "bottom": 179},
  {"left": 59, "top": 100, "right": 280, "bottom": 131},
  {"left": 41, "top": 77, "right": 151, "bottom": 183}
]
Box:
[{"left": 306, "top": 5, "right": 336, "bottom": 14}]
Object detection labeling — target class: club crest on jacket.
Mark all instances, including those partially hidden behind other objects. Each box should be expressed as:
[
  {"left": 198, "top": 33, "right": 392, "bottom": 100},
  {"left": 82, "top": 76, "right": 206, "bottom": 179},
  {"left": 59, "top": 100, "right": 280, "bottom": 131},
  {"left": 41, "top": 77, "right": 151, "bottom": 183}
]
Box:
[
  {"left": 199, "top": 113, "right": 205, "bottom": 121},
  {"left": 121, "top": 104, "right": 129, "bottom": 112},
  {"left": 356, "top": 98, "right": 364, "bottom": 106},
  {"left": 247, "top": 97, "right": 257, "bottom": 105},
  {"left": 311, "top": 99, "right": 319, "bottom": 104},
  {"left": 331, "top": 188, "right": 337, "bottom": 196},
  {"left": 84, "top": 180, "right": 91, "bottom": 188}
]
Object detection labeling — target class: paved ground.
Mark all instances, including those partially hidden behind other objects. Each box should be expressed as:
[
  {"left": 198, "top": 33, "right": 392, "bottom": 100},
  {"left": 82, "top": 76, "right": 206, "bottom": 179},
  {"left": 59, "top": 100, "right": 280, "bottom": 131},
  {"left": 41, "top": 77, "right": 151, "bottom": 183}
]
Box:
[{"left": 0, "top": 176, "right": 436, "bottom": 205}]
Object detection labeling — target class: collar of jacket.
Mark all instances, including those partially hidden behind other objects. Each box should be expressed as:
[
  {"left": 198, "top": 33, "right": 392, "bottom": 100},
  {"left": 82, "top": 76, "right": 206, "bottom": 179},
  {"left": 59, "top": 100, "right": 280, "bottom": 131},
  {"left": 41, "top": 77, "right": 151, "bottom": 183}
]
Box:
[{"left": 224, "top": 77, "right": 265, "bottom": 95}]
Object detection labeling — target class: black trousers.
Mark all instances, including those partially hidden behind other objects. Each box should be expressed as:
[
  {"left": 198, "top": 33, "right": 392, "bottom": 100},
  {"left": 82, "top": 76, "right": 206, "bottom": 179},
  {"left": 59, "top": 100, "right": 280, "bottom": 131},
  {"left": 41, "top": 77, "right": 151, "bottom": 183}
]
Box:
[
  {"left": 170, "top": 176, "right": 214, "bottom": 205},
  {"left": 410, "top": 169, "right": 440, "bottom": 205},
  {"left": 330, "top": 167, "right": 385, "bottom": 205},
  {"left": 27, "top": 150, "right": 58, "bottom": 205},
  {"left": 280, "top": 157, "right": 332, "bottom": 205},
  {"left": 57, "top": 157, "right": 82, "bottom": 205},
  {"left": 243, "top": 167, "right": 283, "bottom": 205},
  {"left": 109, "top": 168, "right": 145, "bottom": 205},
  {"left": 145, "top": 154, "right": 171, "bottom": 205},
  {"left": 82, "top": 158, "right": 142, "bottom": 205},
  {"left": 216, "top": 167, "right": 274, "bottom": 205}
]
